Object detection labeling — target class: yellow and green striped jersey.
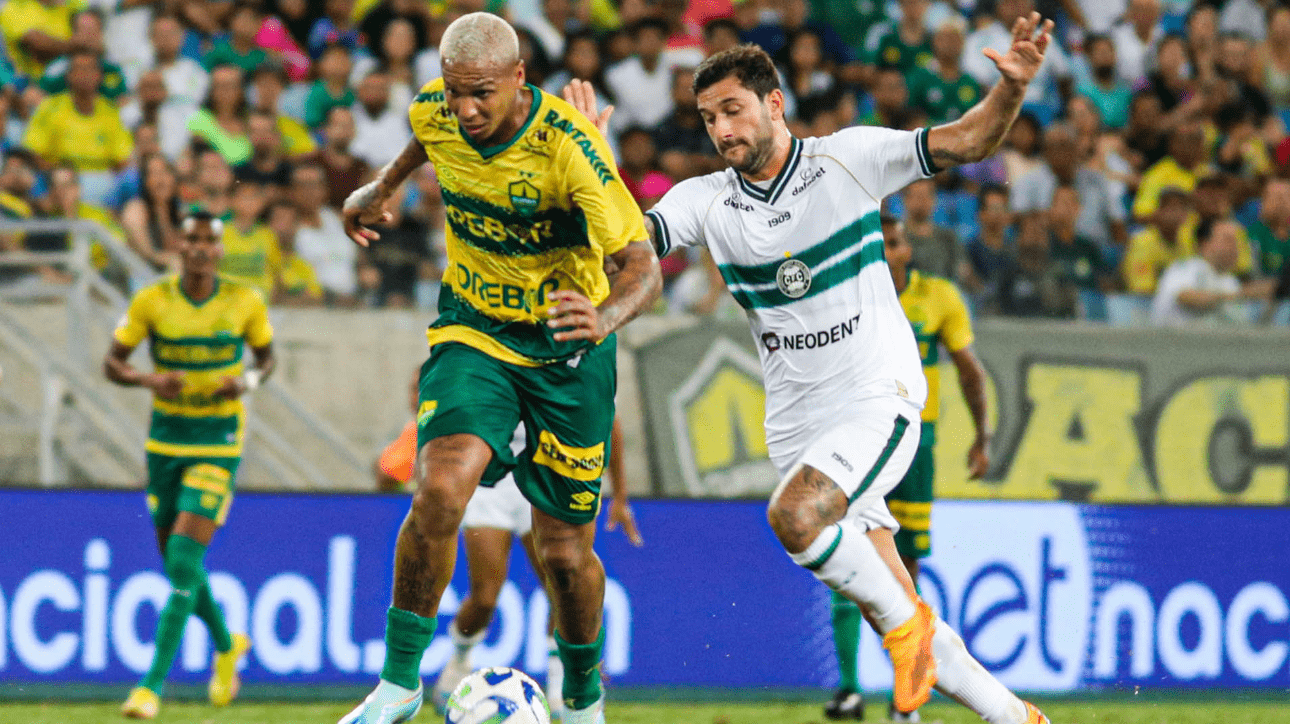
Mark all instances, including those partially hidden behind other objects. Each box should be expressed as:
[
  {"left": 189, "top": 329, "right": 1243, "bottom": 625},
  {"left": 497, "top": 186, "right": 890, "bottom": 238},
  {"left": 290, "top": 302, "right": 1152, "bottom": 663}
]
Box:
[
  {"left": 899, "top": 270, "right": 973, "bottom": 424},
  {"left": 409, "top": 78, "right": 646, "bottom": 366},
  {"left": 114, "top": 276, "right": 273, "bottom": 457}
]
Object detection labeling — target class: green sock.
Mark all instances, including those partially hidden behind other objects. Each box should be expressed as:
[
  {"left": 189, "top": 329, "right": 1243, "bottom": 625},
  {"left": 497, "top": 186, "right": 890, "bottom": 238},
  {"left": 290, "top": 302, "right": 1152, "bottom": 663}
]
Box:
[
  {"left": 555, "top": 627, "right": 605, "bottom": 710},
  {"left": 381, "top": 607, "right": 436, "bottom": 690},
  {"left": 140, "top": 535, "right": 209, "bottom": 694},
  {"left": 831, "top": 590, "right": 862, "bottom": 694},
  {"left": 193, "top": 582, "right": 232, "bottom": 653}
]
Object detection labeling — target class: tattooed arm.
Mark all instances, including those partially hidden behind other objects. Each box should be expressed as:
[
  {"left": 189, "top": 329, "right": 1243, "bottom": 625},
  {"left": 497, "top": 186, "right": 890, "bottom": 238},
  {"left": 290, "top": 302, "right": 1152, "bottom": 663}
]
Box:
[
  {"left": 926, "top": 12, "right": 1053, "bottom": 169},
  {"left": 342, "top": 139, "right": 430, "bottom": 246}
]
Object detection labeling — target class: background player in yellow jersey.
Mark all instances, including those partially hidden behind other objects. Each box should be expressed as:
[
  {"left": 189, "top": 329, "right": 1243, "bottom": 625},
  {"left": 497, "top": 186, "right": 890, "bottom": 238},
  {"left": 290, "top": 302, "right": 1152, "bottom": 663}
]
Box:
[
  {"left": 338, "top": 12, "right": 661, "bottom": 724},
  {"left": 104, "top": 210, "right": 275, "bottom": 719},
  {"left": 825, "top": 214, "right": 990, "bottom": 722}
]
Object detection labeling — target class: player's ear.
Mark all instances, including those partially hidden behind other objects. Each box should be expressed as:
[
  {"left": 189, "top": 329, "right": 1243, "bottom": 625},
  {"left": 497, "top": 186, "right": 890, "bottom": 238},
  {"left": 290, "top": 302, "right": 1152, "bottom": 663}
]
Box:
[
  {"left": 767, "top": 88, "right": 786, "bottom": 122},
  {"left": 515, "top": 60, "right": 526, "bottom": 86}
]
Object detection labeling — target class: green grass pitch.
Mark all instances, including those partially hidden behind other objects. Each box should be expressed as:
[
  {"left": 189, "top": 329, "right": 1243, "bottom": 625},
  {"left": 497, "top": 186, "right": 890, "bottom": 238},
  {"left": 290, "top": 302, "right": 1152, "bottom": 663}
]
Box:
[{"left": 6, "top": 700, "right": 1290, "bottom": 724}]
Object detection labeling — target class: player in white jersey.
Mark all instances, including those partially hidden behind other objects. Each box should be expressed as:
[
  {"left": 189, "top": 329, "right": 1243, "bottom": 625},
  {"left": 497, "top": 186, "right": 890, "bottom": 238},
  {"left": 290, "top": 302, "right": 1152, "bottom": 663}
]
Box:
[{"left": 564, "top": 13, "right": 1054, "bottom": 724}]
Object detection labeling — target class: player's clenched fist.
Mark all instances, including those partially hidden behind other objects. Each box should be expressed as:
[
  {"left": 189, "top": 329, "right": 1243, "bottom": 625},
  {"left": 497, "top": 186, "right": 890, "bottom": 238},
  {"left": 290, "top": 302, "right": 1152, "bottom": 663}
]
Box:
[{"left": 547, "top": 290, "right": 610, "bottom": 343}]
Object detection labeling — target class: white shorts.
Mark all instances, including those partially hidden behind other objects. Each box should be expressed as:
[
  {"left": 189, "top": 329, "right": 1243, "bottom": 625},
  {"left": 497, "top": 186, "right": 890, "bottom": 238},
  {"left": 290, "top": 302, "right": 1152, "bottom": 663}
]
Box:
[
  {"left": 771, "top": 395, "right": 922, "bottom": 533},
  {"left": 462, "top": 472, "right": 532, "bottom": 535}
]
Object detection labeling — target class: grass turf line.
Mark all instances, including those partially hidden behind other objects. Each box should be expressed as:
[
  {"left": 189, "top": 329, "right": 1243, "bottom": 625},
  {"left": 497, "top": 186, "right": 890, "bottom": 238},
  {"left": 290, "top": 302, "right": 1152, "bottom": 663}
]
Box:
[{"left": 6, "top": 701, "right": 1290, "bottom": 724}]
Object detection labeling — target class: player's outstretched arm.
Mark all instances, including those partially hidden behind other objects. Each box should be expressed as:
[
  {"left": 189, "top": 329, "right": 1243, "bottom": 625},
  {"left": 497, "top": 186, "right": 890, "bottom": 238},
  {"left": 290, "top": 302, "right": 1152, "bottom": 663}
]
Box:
[
  {"left": 949, "top": 345, "right": 991, "bottom": 480},
  {"left": 342, "top": 139, "right": 429, "bottom": 246},
  {"left": 926, "top": 12, "right": 1053, "bottom": 169}
]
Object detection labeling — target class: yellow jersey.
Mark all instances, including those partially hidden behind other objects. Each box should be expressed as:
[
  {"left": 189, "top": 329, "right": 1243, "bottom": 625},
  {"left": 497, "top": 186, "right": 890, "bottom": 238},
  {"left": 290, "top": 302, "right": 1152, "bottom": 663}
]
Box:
[
  {"left": 1122, "top": 226, "right": 1182, "bottom": 295},
  {"left": 408, "top": 79, "right": 646, "bottom": 366},
  {"left": 1, "top": 0, "right": 82, "bottom": 78},
  {"left": 277, "top": 254, "right": 323, "bottom": 299},
  {"left": 114, "top": 276, "right": 274, "bottom": 458},
  {"left": 23, "top": 93, "right": 133, "bottom": 172},
  {"left": 218, "top": 222, "right": 281, "bottom": 299},
  {"left": 899, "top": 271, "right": 974, "bottom": 424}
]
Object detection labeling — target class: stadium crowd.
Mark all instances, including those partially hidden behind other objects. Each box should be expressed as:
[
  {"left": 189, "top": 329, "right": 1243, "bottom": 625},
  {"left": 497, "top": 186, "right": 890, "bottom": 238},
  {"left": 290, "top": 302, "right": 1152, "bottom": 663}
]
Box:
[{"left": 2, "top": 0, "right": 1290, "bottom": 326}]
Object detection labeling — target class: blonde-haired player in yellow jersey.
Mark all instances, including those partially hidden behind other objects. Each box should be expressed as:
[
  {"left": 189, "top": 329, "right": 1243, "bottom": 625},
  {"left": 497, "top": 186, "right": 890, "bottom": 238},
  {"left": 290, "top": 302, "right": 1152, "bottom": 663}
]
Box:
[
  {"left": 338, "top": 11, "right": 661, "bottom": 724},
  {"left": 106, "top": 210, "right": 274, "bottom": 719}
]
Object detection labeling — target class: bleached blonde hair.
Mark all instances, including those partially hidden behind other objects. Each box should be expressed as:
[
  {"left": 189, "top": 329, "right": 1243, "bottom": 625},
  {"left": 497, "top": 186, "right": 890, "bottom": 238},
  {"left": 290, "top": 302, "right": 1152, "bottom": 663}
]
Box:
[{"left": 440, "top": 12, "right": 520, "bottom": 69}]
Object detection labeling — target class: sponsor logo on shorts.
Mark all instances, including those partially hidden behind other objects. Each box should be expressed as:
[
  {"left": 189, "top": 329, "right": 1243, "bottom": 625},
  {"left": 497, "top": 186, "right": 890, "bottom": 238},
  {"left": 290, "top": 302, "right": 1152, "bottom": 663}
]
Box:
[
  {"left": 761, "top": 313, "right": 862, "bottom": 353},
  {"left": 831, "top": 452, "right": 853, "bottom": 472},
  {"left": 417, "top": 400, "right": 438, "bottom": 426},
  {"left": 776, "top": 258, "right": 811, "bottom": 298},
  {"left": 533, "top": 430, "right": 605, "bottom": 482},
  {"left": 570, "top": 491, "right": 598, "bottom": 511}
]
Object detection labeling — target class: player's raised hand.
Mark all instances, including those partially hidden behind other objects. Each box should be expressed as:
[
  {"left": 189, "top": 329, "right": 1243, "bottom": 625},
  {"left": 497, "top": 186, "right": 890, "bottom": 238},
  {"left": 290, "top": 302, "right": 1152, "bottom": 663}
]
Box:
[
  {"left": 547, "top": 289, "right": 609, "bottom": 343},
  {"left": 982, "top": 11, "right": 1053, "bottom": 86},
  {"left": 562, "top": 78, "right": 614, "bottom": 138},
  {"left": 606, "top": 497, "right": 644, "bottom": 547},
  {"left": 342, "top": 181, "right": 394, "bottom": 248},
  {"left": 146, "top": 371, "right": 184, "bottom": 400}
]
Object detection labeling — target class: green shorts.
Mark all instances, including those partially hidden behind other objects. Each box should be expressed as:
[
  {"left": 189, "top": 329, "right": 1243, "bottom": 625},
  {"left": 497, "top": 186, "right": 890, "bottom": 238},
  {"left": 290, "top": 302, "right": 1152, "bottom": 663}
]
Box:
[
  {"left": 887, "top": 422, "right": 934, "bottom": 559},
  {"left": 417, "top": 338, "right": 617, "bottom": 526},
  {"left": 145, "top": 452, "right": 239, "bottom": 529}
]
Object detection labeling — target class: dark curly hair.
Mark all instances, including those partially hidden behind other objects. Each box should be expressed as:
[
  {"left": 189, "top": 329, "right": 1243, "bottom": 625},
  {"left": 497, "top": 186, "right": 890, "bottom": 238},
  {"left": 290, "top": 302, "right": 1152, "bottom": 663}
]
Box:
[{"left": 693, "top": 43, "right": 781, "bottom": 99}]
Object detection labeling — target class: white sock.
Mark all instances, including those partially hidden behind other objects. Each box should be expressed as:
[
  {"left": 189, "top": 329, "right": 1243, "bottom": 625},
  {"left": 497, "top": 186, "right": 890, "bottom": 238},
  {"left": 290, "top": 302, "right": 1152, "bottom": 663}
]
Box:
[
  {"left": 545, "top": 635, "right": 563, "bottom": 712},
  {"left": 930, "top": 619, "right": 1028, "bottom": 724},
  {"left": 788, "top": 522, "right": 915, "bottom": 634},
  {"left": 448, "top": 620, "right": 485, "bottom": 665}
]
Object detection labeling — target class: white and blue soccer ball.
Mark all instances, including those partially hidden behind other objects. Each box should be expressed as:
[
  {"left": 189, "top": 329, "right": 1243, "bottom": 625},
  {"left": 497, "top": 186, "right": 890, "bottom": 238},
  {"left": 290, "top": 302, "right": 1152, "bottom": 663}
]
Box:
[{"left": 444, "top": 666, "right": 551, "bottom": 724}]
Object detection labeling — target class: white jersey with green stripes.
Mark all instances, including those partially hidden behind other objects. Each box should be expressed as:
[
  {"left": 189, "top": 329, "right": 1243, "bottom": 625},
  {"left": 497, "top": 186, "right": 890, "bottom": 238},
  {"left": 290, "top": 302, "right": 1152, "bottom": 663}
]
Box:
[{"left": 647, "top": 126, "right": 932, "bottom": 457}]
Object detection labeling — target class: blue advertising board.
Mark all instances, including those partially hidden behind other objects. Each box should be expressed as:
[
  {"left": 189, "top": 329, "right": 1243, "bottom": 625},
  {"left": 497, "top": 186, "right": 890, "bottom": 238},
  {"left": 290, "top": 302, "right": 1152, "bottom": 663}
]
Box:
[{"left": 0, "top": 492, "right": 1287, "bottom": 691}]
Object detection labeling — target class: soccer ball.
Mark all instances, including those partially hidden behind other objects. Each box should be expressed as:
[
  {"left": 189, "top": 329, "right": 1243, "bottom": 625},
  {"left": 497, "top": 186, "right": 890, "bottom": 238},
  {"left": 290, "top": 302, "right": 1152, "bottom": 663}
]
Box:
[{"left": 444, "top": 666, "right": 551, "bottom": 724}]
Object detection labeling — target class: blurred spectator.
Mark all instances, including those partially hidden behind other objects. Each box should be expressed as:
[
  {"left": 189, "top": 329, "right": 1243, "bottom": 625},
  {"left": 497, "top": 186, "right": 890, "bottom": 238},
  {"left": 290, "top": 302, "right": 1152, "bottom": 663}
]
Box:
[
  {"left": 902, "top": 178, "right": 961, "bottom": 282},
  {"left": 655, "top": 0, "right": 704, "bottom": 52},
  {"left": 1048, "top": 184, "right": 1108, "bottom": 292},
  {"left": 120, "top": 153, "right": 182, "bottom": 272},
  {"left": 38, "top": 10, "right": 128, "bottom": 102},
  {"left": 807, "top": 0, "right": 885, "bottom": 61},
  {"left": 1212, "top": 102, "right": 1271, "bottom": 197},
  {"left": 319, "top": 106, "right": 368, "bottom": 209},
  {"left": 1012, "top": 123, "right": 1127, "bottom": 250},
  {"left": 365, "top": 184, "right": 429, "bottom": 308},
  {"left": 267, "top": 0, "right": 319, "bottom": 52},
  {"left": 861, "top": 0, "right": 932, "bottom": 77},
  {"left": 1076, "top": 35, "right": 1131, "bottom": 130},
  {"left": 1186, "top": 5, "right": 1221, "bottom": 79},
  {"left": 1221, "top": 0, "right": 1271, "bottom": 42},
  {"left": 1260, "top": 5, "right": 1290, "bottom": 112},
  {"left": 256, "top": 0, "right": 314, "bottom": 82},
  {"left": 1216, "top": 31, "right": 1272, "bottom": 126},
  {"left": 779, "top": 28, "right": 837, "bottom": 119},
  {"left": 267, "top": 199, "right": 325, "bottom": 306},
  {"left": 148, "top": 14, "right": 210, "bottom": 110},
  {"left": 219, "top": 180, "right": 281, "bottom": 299},
  {"left": 1123, "top": 185, "right": 1191, "bottom": 294},
  {"left": 306, "top": 44, "right": 357, "bottom": 129},
  {"left": 0, "top": 150, "right": 37, "bottom": 278},
  {"left": 188, "top": 147, "right": 236, "bottom": 218},
  {"left": 746, "top": 0, "right": 854, "bottom": 73},
  {"left": 100, "top": 0, "right": 157, "bottom": 88},
  {"left": 249, "top": 64, "right": 318, "bottom": 159},
  {"left": 1000, "top": 111, "right": 1043, "bottom": 186},
  {"left": 293, "top": 163, "right": 357, "bottom": 304},
  {"left": 653, "top": 66, "right": 722, "bottom": 181},
  {"left": 1151, "top": 218, "right": 1264, "bottom": 326},
  {"left": 235, "top": 110, "right": 295, "bottom": 200},
  {"left": 606, "top": 19, "right": 684, "bottom": 131},
  {"left": 544, "top": 31, "right": 616, "bottom": 129},
  {"left": 205, "top": 2, "right": 270, "bottom": 74},
  {"left": 1110, "top": 0, "right": 1163, "bottom": 87},
  {"left": 1123, "top": 91, "right": 1168, "bottom": 170},
  {"left": 309, "top": 0, "right": 363, "bottom": 57},
  {"left": 1177, "top": 175, "right": 1256, "bottom": 276},
  {"left": 617, "top": 126, "right": 673, "bottom": 210},
  {"left": 120, "top": 69, "right": 192, "bottom": 161},
  {"left": 26, "top": 164, "right": 126, "bottom": 284},
  {"left": 352, "top": 18, "right": 419, "bottom": 110},
  {"left": 350, "top": 68, "right": 413, "bottom": 168},
  {"left": 1249, "top": 177, "right": 1290, "bottom": 277},
  {"left": 515, "top": 25, "right": 556, "bottom": 88},
  {"left": 703, "top": 18, "right": 742, "bottom": 56},
  {"left": 1146, "top": 34, "right": 1194, "bottom": 120},
  {"left": 1133, "top": 121, "right": 1209, "bottom": 221},
  {"left": 964, "top": 183, "right": 1014, "bottom": 312},
  {"left": 1, "top": 0, "right": 80, "bottom": 80},
  {"left": 520, "top": 0, "right": 580, "bottom": 61},
  {"left": 359, "top": 0, "right": 431, "bottom": 66},
  {"left": 858, "top": 66, "right": 908, "bottom": 129},
  {"left": 188, "top": 65, "right": 253, "bottom": 166},
  {"left": 24, "top": 50, "right": 133, "bottom": 207},
  {"left": 998, "top": 216, "right": 1077, "bottom": 319},
  {"left": 906, "top": 16, "right": 980, "bottom": 125},
  {"left": 964, "top": 0, "right": 1071, "bottom": 122}
]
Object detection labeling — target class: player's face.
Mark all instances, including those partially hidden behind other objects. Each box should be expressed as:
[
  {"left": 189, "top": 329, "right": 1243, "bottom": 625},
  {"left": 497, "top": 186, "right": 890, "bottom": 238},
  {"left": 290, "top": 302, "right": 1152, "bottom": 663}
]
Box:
[
  {"left": 179, "top": 221, "right": 224, "bottom": 276},
  {"left": 883, "top": 222, "right": 912, "bottom": 272},
  {"left": 697, "top": 76, "right": 782, "bottom": 175},
  {"left": 443, "top": 59, "right": 526, "bottom": 146}
]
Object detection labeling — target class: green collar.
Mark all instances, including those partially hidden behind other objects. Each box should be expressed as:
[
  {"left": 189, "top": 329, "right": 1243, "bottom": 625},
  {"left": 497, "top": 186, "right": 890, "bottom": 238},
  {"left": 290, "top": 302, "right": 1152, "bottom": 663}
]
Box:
[{"left": 179, "top": 275, "right": 219, "bottom": 308}]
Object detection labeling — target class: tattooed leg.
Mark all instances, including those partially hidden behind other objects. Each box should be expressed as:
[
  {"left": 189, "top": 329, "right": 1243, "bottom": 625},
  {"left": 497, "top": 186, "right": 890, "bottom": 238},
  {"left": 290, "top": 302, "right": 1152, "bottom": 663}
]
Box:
[{"left": 767, "top": 464, "right": 849, "bottom": 554}]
